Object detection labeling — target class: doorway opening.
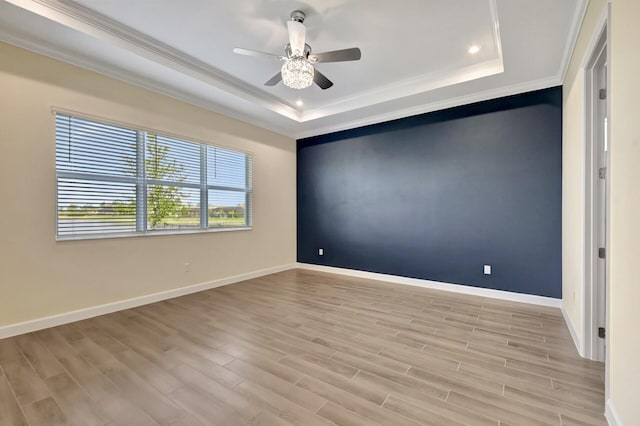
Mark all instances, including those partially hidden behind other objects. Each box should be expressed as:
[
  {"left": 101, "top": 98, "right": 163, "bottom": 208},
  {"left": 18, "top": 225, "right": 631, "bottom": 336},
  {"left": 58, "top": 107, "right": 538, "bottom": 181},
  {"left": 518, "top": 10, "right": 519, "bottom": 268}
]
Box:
[{"left": 583, "top": 23, "right": 608, "bottom": 362}]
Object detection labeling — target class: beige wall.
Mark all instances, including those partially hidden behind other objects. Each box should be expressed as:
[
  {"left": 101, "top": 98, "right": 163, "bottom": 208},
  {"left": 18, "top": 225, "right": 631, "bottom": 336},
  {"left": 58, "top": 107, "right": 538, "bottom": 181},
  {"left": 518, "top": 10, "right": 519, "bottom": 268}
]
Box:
[
  {"left": 564, "top": 0, "right": 640, "bottom": 422},
  {"left": 609, "top": 0, "right": 640, "bottom": 422},
  {"left": 0, "top": 42, "right": 296, "bottom": 327},
  {"left": 562, "top": 0, "right": 607, "bottom": 348}
]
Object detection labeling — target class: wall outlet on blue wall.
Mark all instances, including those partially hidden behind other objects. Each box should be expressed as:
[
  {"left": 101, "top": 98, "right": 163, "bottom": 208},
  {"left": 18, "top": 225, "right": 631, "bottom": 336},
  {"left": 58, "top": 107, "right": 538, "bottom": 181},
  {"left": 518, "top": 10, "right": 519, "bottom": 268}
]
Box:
[
  {"left": 484, "top": 265, "right": 492, "bottom": 275},
  {"left": 318, "top": 248, "right": 324, "bottom": 256},
  {"left": 296, "top": 87, "right": 562, "bottom": 298}
]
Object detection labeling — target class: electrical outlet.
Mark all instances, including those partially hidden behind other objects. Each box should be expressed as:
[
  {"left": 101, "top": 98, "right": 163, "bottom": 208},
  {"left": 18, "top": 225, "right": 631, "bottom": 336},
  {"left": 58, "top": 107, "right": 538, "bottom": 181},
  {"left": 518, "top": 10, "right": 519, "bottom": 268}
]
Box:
[
  {"left": 184, "top": 262, "right": 191, "bottom": 273},
  {"left": 318, "top": 248, "right": 324, "bottom": 256},
  {"left": 483, "top": 265, "right": 491, "bottom": 275}
]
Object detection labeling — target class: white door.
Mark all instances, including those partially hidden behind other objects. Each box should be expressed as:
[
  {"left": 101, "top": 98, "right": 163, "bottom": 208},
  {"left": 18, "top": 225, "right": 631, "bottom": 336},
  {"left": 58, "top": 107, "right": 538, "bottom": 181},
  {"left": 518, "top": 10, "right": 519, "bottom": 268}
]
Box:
[{"left": 594, "top": 50, "right": 607, "bottom": 361}]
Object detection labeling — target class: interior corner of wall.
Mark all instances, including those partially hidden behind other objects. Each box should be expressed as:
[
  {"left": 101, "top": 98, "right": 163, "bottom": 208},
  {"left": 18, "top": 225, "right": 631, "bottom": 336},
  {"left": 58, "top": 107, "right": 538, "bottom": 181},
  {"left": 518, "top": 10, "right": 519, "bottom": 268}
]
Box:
[
  {"left": 605, "top": 398, "right": 623, "bottom": 426},
  {"left": 561, "top": 300, "right": 584, "bottom": 357}
]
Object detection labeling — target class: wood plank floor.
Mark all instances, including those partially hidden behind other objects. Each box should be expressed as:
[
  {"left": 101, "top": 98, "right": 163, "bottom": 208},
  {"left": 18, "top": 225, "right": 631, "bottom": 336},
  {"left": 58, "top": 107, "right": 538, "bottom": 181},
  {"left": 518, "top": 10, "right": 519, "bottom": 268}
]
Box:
[{"left": 0, "top": 269, "right": 606, "bottom": 425}]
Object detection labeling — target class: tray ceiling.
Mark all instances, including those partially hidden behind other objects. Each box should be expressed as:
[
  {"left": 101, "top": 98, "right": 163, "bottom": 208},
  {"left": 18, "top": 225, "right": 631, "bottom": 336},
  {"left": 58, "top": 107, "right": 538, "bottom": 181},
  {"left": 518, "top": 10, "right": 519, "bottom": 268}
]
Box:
[{"left": 0, "top": 0, "right": 586, "bottom": 138}]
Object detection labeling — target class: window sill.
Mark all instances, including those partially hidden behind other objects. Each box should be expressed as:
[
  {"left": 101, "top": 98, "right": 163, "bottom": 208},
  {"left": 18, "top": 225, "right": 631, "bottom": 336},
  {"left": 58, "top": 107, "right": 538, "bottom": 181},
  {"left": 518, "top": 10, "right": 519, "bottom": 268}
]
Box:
[{"left": 55, "top": 226, "right": 252, "bottom": 242}]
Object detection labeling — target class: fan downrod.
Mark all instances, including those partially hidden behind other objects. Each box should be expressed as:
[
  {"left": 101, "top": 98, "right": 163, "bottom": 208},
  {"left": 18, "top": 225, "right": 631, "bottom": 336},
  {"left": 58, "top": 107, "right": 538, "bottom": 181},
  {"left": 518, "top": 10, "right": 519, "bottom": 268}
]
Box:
[{"left": 290, "top": 10, "right": 305, "bottom": 23}]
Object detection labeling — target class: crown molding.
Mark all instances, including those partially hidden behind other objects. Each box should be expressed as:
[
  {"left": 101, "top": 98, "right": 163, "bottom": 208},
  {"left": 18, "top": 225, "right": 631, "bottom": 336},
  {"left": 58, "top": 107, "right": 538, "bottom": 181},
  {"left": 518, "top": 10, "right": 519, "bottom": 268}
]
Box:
[
  {"left": 295, "top": 76, "right": 561, "bottom": 139},
  {"left": 2, "top": 0, "right": 583, "bottom": 138},
  {"left": 0, "top": 28, "right": 293, "bottom": 138},
  {"left": 558, "top": 0, "right": 589, "bottom": 83},
  {"left": 5, "top": 0, "right": 301, "bottom": 120},
  {"left": 4, "top": 0, "right": 506, "bottom": 124},
  {"left": 302, "top": 58, "right": 504, "bottom": 122},
  {"left": 300, "top": 0, "right": 504, "bottom": 122}
]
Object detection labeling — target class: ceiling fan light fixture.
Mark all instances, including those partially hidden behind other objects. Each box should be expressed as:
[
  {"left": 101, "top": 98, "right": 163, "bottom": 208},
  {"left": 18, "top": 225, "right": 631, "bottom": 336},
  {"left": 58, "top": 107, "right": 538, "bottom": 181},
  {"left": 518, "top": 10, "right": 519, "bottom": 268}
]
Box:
[
  {"left": 281, "top": 57, "right": 314, "bottom": 89},
  {"left": 234, "top": 10, "right": 360, "bottom": 90}
]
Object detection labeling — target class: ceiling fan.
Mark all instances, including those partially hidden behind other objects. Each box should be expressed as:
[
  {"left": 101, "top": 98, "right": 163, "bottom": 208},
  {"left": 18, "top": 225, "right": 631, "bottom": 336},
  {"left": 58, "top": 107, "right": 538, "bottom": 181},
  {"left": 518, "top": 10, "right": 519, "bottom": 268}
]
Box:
[{"left": 233, "top": 10, "right": 362, "bottom": 90}]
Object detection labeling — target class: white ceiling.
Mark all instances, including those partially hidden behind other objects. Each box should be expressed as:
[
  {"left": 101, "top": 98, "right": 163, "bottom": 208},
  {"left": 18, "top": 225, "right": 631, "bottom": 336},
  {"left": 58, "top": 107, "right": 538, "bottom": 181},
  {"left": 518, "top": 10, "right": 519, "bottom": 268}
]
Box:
[{"left": 0, "top": 0, "right": 586, "bottom": 138}]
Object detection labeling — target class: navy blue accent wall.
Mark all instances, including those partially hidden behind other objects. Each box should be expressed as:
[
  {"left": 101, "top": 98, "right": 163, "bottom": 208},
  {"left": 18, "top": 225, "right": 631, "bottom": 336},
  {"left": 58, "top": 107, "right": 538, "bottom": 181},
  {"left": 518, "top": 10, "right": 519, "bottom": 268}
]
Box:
[{"left": 297, "top": 87, "right": 562, "bottom": 298}]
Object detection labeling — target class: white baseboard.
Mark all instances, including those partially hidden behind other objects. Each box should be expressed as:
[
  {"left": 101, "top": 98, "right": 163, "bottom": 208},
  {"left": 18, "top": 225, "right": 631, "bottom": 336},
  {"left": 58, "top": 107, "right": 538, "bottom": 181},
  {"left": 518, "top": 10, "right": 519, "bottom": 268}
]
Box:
[
  {"left": 297, "top": 263, "right": 562, "bottom": 308},
  {"left": 605, "top": 399, "right": 623, "bottom": 426},
  {"left": 0, "top": 263, "right": 564, "bottom": 340},
  {"left": 0, "top": 263, "right": 297, "bottom": 339},
  {"left": 561, "top": 303, "right": 585, "bottom": 357}
]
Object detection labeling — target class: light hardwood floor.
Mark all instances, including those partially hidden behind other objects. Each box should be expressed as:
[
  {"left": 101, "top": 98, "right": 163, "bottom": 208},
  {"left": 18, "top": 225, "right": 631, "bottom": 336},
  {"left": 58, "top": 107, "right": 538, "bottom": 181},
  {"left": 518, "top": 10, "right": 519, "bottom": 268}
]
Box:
[{"left": 0, "top": 269, "right": 606, "bottom": 425}]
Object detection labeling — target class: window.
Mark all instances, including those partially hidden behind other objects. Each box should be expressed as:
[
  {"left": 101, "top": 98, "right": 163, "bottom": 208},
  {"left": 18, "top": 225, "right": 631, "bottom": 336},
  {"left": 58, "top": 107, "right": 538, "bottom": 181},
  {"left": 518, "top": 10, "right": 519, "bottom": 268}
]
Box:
[{"left": 55, "top": 114, "right": 252, "bottom": 239}]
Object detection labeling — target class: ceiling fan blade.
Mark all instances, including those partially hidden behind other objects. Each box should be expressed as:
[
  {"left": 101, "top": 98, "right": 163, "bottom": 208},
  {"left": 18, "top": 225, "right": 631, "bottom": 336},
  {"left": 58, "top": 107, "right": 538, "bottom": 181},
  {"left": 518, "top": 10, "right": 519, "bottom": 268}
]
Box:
[
  {"left": 313, "top": 69, "right": 334, "bottom": 90},
  {"left": 264, "top": 72, "right": 282, "bottom": 86},
  {"left": 287, "top": 20, "right": 306, "bottom": 55},
  {"left": 233, "top": 48, "right": 284, "bottom": 61},
  {"left": 309, "top": 47, "right": 362, "bottom": 63}
]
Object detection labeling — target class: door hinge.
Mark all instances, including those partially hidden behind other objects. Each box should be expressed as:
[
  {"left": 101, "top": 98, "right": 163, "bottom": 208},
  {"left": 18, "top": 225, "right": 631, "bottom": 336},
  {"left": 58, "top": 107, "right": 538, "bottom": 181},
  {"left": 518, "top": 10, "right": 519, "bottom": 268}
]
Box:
[
  {"left": 598, "top": 247, "right": 606, "bottom": 259},
  {"left": 599, "top": 167, "right": 607, "bottom": 179},
  {"left": 598, "top": 327, "right": 606, "bottom": 339},
  {"left": 599, "top": 88, "right": 607, "bottom": 100}
]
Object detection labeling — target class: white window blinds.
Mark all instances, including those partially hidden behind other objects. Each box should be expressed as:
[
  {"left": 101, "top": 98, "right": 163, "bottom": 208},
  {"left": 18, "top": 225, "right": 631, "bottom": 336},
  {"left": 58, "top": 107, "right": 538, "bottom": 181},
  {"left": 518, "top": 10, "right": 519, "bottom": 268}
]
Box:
[{"left": 55, "top": 114, "right": 252, "bottom": 239}]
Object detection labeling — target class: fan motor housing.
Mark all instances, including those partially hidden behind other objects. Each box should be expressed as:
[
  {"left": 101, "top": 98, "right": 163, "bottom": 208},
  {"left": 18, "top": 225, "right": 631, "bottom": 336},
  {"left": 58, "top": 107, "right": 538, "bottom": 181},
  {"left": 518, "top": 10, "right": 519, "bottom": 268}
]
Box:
[{"left": 285, "top": 43, "right": 312, "bottom": 59}]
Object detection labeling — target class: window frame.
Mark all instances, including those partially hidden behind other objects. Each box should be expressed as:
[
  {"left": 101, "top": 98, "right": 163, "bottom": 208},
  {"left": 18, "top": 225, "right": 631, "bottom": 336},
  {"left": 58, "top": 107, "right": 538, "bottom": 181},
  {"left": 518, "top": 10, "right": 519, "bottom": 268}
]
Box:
[{"left": 54, "top": 110, "right": 253, "bottom": 241}]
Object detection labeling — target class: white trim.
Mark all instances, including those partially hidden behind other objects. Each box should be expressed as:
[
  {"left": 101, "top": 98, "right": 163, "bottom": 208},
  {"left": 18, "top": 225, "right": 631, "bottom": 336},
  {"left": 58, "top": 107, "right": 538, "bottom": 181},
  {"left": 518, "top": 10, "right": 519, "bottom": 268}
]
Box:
[
  {"left": 604, "top": 3, "right": 611, "bottom": 403},
  {"left": 579, "top": 9, "right": 610, "bottom": 70},
  {"left": 580, "top": 8, "right": 609, "bottom": 362},
  {"left": 558, "top": 0, "right": 590, "bottom": 82},
  {"left": 2, "top": 0, "right": 505, "bottom": 126},
  {"left": 1, "top": 0, "right": 585, "bottom": 139},
  {"left": 0, "top": 30, "right": 293, "bottom": 138},
  {"left": 295, "top": 76, "right": 561, "bottom": 139},
  {"left": 561, "top": 303, "right": 585, "bottom": 357},
  {"left": 299, "top": 0, "right": 505, "bottom": 123},
  {"left": 605, "top": 399, "right": 623, "bottom": 426},
  {"left": 1, "top": 0, "right": 588, "bottom": 139},
  {"left": 297, "top": 263, "right": 561, "bottom": 308},
  {"left": 0, "top": 263, "right": 297, "bottom": 339},
  {"left": 3, "top": 0, "right": 299, "bottom": 120},
  {"left": 300, "top": 58, "right": 504, "bottom": 123}
]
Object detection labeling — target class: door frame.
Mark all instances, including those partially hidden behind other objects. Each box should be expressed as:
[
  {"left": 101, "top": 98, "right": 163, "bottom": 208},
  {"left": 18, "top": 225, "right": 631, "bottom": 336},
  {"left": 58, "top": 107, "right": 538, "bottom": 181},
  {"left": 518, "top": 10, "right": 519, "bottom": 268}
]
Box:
[{"left": 582, "top": 9, "right": 609, "bottom": 363}]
